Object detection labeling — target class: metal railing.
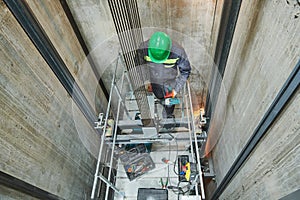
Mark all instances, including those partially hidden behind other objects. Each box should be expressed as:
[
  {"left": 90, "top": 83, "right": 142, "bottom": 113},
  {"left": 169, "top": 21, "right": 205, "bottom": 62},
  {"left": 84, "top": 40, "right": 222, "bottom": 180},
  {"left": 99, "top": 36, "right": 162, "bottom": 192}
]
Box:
[
  {"left": 91, "top": 54, "right": 129, "bottom": 199},
  {"left": 91, "top": 55, "right": 207, "bottom": 199},
  {"left": 186, "top": 81, "right": 206, "bottom": 199}
]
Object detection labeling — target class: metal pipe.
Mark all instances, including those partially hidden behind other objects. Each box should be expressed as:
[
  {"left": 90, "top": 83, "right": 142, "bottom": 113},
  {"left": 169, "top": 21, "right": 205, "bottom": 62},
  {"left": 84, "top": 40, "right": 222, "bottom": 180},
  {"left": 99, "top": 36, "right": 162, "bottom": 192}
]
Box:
[
  {"left": 187, "top": 81, "right": 205, "bottom": 199},
  {"left": 98, "top": 174, "right": 125, "bottom": 198},
  {"left": 105, "top": 135, "right": 207, "bottom": 145},
  {"left": 105, "top": 63, "right": 126, "bottom": 200},
  {"left": 185, "top": 85, "right": 198, "bottom": 196},
  {"left": 184, "top": 87, "right": 195, "bottom": 163},
  {"left": 182, "top": 84, "right": 186, "bottom": 119},
  {"left": 114, "top": 84, "right": 132, "bottom": 119},
  {"left": 91, "top": 55, "right": 120, "bottom": 199},
  {"left": 185, "top": 92, "right": 199, "bottom": 196}
]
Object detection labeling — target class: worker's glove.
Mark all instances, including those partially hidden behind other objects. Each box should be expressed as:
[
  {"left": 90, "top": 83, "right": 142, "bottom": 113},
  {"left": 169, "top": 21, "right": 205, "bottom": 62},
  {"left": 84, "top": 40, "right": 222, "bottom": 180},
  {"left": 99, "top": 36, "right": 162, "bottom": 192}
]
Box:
[
  {"left": 164, "top": 89, "right": 177, "bottom": 98},
  {"left": 144, "top": 81, "right": 152, "bottom": 92}
]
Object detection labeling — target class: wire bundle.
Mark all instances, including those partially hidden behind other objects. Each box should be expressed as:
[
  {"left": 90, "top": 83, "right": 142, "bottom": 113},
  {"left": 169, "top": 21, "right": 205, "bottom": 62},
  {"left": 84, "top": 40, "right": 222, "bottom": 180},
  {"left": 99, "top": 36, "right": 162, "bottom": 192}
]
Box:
[{"left": 163, "top": 133, "right": 193, "bottom": 199}]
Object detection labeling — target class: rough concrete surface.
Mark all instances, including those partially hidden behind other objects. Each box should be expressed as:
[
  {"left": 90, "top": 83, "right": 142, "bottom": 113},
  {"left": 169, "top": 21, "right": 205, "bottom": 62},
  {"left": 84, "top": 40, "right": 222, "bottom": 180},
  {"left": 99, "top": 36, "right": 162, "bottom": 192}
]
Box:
[
  {"left": 221, "top": 91, "right": 300, "bottom": 199},
  {"left": 66, "top": 0, "right": 219, "bottom": 116},
  {"left": 0, "top": 1, "right": 100, "bottom": 199},
  {"left": 25, "top": 0, "right": 106, "bottom": 114},
  {"left": 1, "top": 0, "right": 299, "bottom": 199},
  {"left": 211, "top": 0, "right": 300, "bottom": 199}
]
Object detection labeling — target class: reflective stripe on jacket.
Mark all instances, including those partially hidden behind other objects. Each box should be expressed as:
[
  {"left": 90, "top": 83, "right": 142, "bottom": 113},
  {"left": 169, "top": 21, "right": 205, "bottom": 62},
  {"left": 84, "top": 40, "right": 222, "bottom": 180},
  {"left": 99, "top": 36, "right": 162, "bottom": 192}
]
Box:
[{"left": 144, "top": 56, "right": 179, "bottom": 68}]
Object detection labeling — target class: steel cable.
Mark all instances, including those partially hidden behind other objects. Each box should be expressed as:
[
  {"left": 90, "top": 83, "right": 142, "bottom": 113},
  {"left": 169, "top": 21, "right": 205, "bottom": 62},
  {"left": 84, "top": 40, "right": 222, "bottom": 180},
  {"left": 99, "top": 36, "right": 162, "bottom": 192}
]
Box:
[{"left": 108, "top": 0, "right": 151, "bottom": 123}]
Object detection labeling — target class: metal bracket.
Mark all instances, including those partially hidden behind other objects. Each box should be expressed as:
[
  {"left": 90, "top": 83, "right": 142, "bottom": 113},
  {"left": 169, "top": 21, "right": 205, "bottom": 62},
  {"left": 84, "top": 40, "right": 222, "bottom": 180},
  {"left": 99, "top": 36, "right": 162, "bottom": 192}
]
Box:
[{"left": 94, "top": 113, "right": 104, "bottom": 129}]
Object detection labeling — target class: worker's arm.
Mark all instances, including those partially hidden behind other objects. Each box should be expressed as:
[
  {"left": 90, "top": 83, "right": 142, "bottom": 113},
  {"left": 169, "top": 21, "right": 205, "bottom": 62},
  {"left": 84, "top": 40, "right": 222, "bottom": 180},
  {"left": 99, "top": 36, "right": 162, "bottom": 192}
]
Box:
[{"left": 174, "top": 49, "right": 191, "bottom": 93}]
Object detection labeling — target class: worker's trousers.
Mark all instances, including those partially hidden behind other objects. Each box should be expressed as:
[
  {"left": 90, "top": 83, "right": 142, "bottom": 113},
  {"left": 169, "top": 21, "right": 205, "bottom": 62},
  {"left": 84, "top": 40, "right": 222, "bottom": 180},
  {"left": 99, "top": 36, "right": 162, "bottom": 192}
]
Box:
[{"left": 151, "top": 83, "right": 175, "bottom": 118}]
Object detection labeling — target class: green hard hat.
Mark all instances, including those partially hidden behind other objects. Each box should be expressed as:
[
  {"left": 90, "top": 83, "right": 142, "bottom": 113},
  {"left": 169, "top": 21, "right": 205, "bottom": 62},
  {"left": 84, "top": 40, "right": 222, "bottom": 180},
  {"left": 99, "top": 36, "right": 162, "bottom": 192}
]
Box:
[{"left": 148, "top": 32, "right": 172, "bottom": 63}]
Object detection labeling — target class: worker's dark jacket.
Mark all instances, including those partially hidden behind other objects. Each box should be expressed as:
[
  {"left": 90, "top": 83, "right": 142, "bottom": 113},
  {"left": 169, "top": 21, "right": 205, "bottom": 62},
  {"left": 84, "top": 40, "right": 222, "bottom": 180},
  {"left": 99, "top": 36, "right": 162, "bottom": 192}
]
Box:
[{"left": 136, "top": 40, "right": 191, "bottom": 93}]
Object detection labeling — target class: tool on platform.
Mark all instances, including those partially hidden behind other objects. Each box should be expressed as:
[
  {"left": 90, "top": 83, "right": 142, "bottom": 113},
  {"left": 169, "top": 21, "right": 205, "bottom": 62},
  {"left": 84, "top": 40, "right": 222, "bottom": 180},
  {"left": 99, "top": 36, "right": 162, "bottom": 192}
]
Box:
[
  {"left": 178, "top": 155, "right": 197, "bottom": 182},
  {"left": 160, "top": 178, "right": 168, "bottom": 189},
  {"left": 161, "top": 87, "right": 180, "bottom": 106}
]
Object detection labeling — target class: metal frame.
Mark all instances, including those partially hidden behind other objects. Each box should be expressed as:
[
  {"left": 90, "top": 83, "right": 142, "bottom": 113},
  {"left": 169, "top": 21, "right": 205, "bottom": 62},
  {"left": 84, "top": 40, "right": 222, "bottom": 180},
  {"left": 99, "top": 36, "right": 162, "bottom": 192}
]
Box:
[
  {"left": 91, "top": 54, "right": 128, "bottom": 199},
  {"left": 186, "top": 81, "right": 206, "bottom": 199},
  {"left": 105, "top": 135, "right": 208, "bottom": 145},
  {"left": 5, "top": 1, "right": 209, "bottom": 199},
  {"left": 104, "top": 55, "right": 127, "bottom": 200},
  {"left": 91, "top": 55, "right": 209, "bottom": 199}
]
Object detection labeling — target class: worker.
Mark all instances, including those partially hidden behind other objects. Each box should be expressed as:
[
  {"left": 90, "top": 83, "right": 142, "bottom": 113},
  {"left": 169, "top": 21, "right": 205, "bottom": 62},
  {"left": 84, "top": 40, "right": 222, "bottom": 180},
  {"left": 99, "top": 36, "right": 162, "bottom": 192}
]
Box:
[{"left": 136, "top": 31, "right": 191, "bottom": 119}]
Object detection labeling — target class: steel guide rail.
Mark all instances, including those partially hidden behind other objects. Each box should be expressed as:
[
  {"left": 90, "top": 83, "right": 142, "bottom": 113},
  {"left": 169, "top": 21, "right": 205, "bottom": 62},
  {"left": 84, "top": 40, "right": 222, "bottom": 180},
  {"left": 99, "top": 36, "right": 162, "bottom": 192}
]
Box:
[
  {"left": 211, "top": 60, "right": 300, "bottom": 200},
  {"left": 59, "top": 0, "right": 109, "bottom": 100},
  {"left": 3, "top": 0, "right": 97, "bottom": 127}
]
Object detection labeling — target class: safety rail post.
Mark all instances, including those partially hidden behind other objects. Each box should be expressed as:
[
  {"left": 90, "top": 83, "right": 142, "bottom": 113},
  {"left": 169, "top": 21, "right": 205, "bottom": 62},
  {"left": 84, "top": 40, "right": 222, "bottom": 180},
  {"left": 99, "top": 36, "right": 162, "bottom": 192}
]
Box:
[
  {"left": 181, "top": 84, "right": 186, "bottom": 119},
  {"left": 184, "top": 83, "right": 195, "bottom": 165},
  {"left": 187, "top": 81, "right": 205, "bottom": 199},
  {"left": 105, "top": 64, "right": 126, "bottom": 200},
  {"left": 91, "top": 54, "right": 125, "bottom": 199},
  {"left": 114, "top": 83, "right": 132, "bottom": 120},
  {"left": 185, "top": 82, "right": 199, "bottom": 196}
]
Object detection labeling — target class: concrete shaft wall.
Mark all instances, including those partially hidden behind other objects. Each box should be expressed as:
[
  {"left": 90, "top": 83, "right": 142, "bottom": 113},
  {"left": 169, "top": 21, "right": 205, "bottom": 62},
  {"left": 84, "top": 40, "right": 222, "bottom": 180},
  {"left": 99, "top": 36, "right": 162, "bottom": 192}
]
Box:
[
  {"left": 1, "top": 0, "right": 299, "bottom": 199},
  {"left": 0, "top": 1, "right": 104, "bottom": 199},
  {"left": 212, "top": 1, "right": 299, "bottom": 199}
]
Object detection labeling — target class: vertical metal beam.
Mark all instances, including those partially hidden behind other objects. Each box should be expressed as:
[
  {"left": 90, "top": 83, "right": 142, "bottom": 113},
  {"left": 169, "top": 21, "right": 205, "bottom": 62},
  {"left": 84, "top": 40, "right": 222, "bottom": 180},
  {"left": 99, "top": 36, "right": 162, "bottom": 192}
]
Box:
[
  {"left": 187, "top": 82, "right": 205, "bottom": 199},
  {"left": 91, "top": 56, "right": 119, "bottom": 199},
  {"left": 206, "top": 0, "right": 242, "bottom": 119},
  {"left": 0, "top": 171, "right": 63, "bottom": 200},
  {"left": 211, "top": 60, "right": 300, "bottom": 200},
  {"left": 105, "top": 65, "right": 126, "bottom": 200},
  {"left": 59, "top": 0, "right": 109, "bottom": 100},
  {"left": 279, "top": 189, "right": 300, "bottom": 200},
  {"left": 3, "top": 0, "right": 109, "bottom": 199},
  {"left": 3, "top": 0, "right": 97, "bottom": 126}
]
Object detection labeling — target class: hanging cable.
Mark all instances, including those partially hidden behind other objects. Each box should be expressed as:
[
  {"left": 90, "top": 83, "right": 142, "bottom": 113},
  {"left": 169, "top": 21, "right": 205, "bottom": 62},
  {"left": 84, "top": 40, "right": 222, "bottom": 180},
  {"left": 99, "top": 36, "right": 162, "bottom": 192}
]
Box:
[{"left": 108, "top": 0, "right": 152, "bottom": 125}]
